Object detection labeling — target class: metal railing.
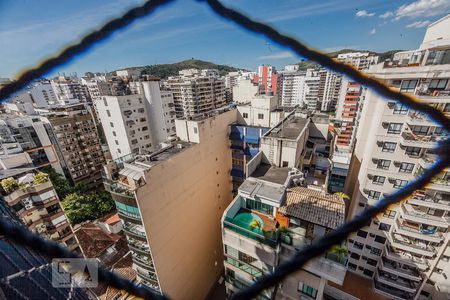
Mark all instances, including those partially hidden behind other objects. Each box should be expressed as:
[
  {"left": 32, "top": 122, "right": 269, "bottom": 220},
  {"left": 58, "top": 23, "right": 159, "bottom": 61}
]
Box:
[{"left": 0, "top": 0, "right": 449, "bottom": 300}]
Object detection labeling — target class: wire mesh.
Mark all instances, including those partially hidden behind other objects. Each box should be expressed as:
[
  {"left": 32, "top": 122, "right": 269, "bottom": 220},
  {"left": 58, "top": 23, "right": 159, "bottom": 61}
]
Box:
[{"left": 0, "top": 0, "right": 449, "bottom": 299}]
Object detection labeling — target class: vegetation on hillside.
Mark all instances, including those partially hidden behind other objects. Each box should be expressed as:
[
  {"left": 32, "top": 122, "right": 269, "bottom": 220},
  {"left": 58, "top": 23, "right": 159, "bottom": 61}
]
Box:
[
  {"left": 297, "top": 48, "right": 404, "bottom": 70},
  {"left": 141, "top": 59, "right": 240, "bottom": 78}
]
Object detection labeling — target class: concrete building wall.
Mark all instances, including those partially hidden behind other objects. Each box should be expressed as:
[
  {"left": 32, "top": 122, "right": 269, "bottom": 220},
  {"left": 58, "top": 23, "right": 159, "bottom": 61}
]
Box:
[{"left": 135, "top": 109, "right": 237, "bottom": 300}]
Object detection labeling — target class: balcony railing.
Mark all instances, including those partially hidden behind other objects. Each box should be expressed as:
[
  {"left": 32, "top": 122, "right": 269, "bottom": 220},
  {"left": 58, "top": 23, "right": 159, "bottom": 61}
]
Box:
[
  {"left": 408, "top": 193, "right": 450, "bottom": 210},
  {"left": 224, "top": 217, "right": 278, "bottom": 247},
  {"left": 104, "top": 179, "right": 135, "bottom": 198},
  {"left": 376, "top": 271, "right": 418, "bottom": 293},
  {"left": 224, "top": 255, "right": 263, "bottom": 278},
  {"left": 401, "top": 204, "right": 450, "bottom": 227},
  {"left": 380, "top": 257, "right": 421, "bottom": 280},
  {"left": 384, "top": 245, "right": 429, "bottom": 270},
  {"left": 394, "top": 219, "right": 443, "bottom": 242}
]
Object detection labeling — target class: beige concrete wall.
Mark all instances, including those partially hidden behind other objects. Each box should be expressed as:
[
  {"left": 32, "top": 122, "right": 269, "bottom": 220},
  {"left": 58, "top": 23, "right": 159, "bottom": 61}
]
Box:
[{"left": 136, "top": 110, "right": 237, "bottom": 300}]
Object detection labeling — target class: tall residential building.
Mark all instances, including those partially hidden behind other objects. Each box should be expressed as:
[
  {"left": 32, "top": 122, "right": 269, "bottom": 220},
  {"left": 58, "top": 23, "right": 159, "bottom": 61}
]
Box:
[
  {"left": 345, "top": 15, "right": 450, "bottom": 300},
  {"left": 95, "top": 79, "right": 176, "bottom": 160},
  {"left": 319, "top": 69, "right": 342, "bottom": 112},
  {"left": 102, "top": 108, "right": 237, "bottom": 299},
  {"left": 279, "top": 65, "right": 306, "bottom": 107},
  {"left": 222, "top": 163, "right": 349, "bottom": 299},
  {"left": 164, "top": 69, "right": 227, "bottom": 118},
  {"left": 0, "top": 115, "right": 64, "bottom": 174},
  {"left": 303, "top": 69, "right": 321, "bottom": 111},
  {"left": 51, "top": 75, "right": 91, "bottom": 104},
  {"left": 46, "top": 104, "right": 105, "bottom": 187},
  {"left": 254, "top": 65, "right": 278, "bottom": 95},
  {"left": 0, "top": 169, "right": 81, "bottom": 254},
  {"left": 336, "top": 52, "right": 380, "bottom": 71},
  {"left": 232, "top": 79, "right": 259, "bottom": 103}
]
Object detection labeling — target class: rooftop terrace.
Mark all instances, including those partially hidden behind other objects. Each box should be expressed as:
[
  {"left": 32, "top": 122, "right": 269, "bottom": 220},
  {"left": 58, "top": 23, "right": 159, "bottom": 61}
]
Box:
[{"left": 251, "top": 164, "right": 291, "bottom": 185}]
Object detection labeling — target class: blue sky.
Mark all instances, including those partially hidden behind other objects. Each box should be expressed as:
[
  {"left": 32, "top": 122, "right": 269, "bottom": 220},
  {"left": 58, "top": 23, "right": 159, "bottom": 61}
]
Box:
[{"left": 1, "top": 0, "right": 450, "bottom": 78}]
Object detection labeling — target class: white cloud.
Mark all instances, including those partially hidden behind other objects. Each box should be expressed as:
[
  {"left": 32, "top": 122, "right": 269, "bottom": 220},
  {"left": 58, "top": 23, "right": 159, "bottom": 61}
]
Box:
[
  {"left": 406, "top": 20, "right": 431, "bottom": 28},
  {"left": 369, "top": 28, "right": 377, "bottom": 35},
  {"left": 257, "top": 51, "right": 294, "bottom": 60},
  {"left": 356, "top": 10, "right": 375, "bottom": 18},
  {"left": 395, "top": 0, "right": 450, "bottom": 19},
  {"left": 379, "top": 11, "right": 394, "bottom": 19}
]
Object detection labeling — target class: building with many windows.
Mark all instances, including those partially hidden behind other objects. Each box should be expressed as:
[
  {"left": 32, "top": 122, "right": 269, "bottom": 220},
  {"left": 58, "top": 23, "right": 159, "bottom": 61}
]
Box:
[
  {"left": 344, "top": 15, "right": 450, "bottom": 300},
  {"left": 164, "top": 69, "right": 227, "bottom": 118},
  {"left": 102, "top": 108, "right": 237, "bottom": 299}
]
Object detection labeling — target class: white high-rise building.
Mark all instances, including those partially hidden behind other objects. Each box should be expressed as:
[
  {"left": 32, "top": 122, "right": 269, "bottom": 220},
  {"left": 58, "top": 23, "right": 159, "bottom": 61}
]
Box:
[
  {"left": 279, "top": 65, "right": 306, "bottom": 107},
  {"left": 344, "top": 15, "right": 450, "bottom": 300},
  {"left": 95, "top": 80, "right": 176, "bottom": 160},
  {"left": 336, "top": 52, "right": 380, "bottom": 71},
  {"left": 51, "top": 75, "right": 90, "bottom": 105},
  {"left": 164, "top": 69, "right": 227, "bottom": 118}
]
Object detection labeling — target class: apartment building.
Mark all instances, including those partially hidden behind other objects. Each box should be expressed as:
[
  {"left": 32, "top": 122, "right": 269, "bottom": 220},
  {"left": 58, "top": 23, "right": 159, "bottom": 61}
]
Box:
[
  {"left": 279, "top": 65, "right": 307, "bottom": 107},
  {"left": 164, "top": 69, "right": 227, "bottom": 118},
  {"left": 0, "top": 115, "right": 64, "bottom": 174},
  {"left": 46, "top": 104, "right": 105, "bottom": 187},
  {"left": 232, "top": 79, "right": 260, "bottom": 103},
  {"left": 0, "top": 199, "right": 88, "bottom": 299},
  {"left": 319, "top": 69, "right": 342, "bottom": 112},
  {"left": 253, "top": 65, "right": 278, "bottom": 95},
  {"left": 222, "top": 161, "right": 349, "bottom": 299},
  {"left": 303, "top": 69, "right": 321, "bottom": 111},
  {"left": 95, "top": 79, "right": 176, "bottom": 160},
  {"left": 336, "top": 52, "right": 379, "bottom": 71},
  {"left": 102, "top": 108, "right": 237, "bottom": 299},
  {"left": 0, "top": 169, "right": 80, "bottom": 253},
  {"left": 345, "top": 15, "right": 450, "bottom": 300},
  {"left": 329, "top": 79, "right": 366, "bottom": 193},
  {"left": 51, "top": 75, "right": 91, "bottom": 104}
]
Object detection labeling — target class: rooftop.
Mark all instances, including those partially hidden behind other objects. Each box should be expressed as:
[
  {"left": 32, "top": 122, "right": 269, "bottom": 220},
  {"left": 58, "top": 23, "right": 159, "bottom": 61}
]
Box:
[
  {"left": 102, "top": 253, "right": 137, "bottom": 300},
  {"left": 239, "top": 177, "right": 286, "bottom": 206},
  {"left": 0, "top": 167, "right": 35, "bottom": 180},
  {"left": 251, "top": 164, "right": 291, "bottom": 185},
  {"left": 279, "top": 186, "right": 345, "bottom": 229},
  {"left": 264, "top": 114, "right": 309, "bottom": 140},
  {"left": 74, "top": 223, "right": 121, "bottom": 258}
]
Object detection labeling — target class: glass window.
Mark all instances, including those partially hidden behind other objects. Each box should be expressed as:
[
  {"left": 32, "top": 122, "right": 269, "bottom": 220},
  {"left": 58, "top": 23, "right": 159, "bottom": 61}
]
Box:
[
  {"left": 387, "top": 123, "right": 402, "bottom": 134},
  {"left": 411, "top": 125, "right": 429, "bottom": 135},
  {"left": 405, "top": 146, "right": 421, "bottom": 157},
  {"left": 377, "top": 159, "right": 390, "bottom": 170},
  {"left": 400, "top": 79, "right": 418, "bottom": 92},
  {"left": 194, "top": 127, "right": 198, "bottom": 134},
  {"left": 350, "top": 252, "right": 360, "bottom": 260},
  {"left": 378, "top": 223, "right": 391, "bottom": 231},
  {"left": 353, "top": 241, "right": 364, "bottom": 249},
  {"left": 106, "top": 109, "right": 111, "bottom": 117},
  {"left": 357, "top": 230, "right": 368, "bottom": 238},
  {"left": 382, "top": 142, "right": 396, "bottom": 152},
  {"left": 243, "top": 113, "right": 248, "bottom": 118},
  {"left": 258, "top": 113, "right": 264, "bottom": 120},
  {"left": 399, "top": 162, "right": 414, "bottom": 173},
  {"left": 245, "top": 198, "right": 273, "bottom": 214},
  {"left": 370, "top": 247, "right": 382, "bottom": 256},
  {"left": 363, "top": 269, "right": 374, "bottom": 277},
  {"left": 110, "top": 122, "right": 114, "bottom": 128},
  {"left": 429, "top": 78, "right": 448, "bottom": 90},
  {"left": 368, "top": 190, "right": 381, "bottom": 200},
  {"left": 348, "top": 262, "right": 357, "bottom": 270},
  {"left": 372, "top": 175, "right": 385, "bottom": 185},
  {"left": 393, "top": 179, "right": 408, "bottom": 189},
  {"left": 393, "top": 103, "right": 408, "bottom": 115},
  {"left": 374, "top": 235, "right": 386, "bottom": 244},
  {"left": 298, "top": 282, "right": 318, "bottom": 299},
  {"left": 383, "top": 209, "right": 396, "bottom": 219},
  {"left": 367, "top": 258, "right": 378, "bottom": 266}
]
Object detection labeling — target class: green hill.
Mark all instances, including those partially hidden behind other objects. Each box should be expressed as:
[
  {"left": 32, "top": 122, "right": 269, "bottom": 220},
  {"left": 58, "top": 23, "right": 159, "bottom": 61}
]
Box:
[
  {"left": 297, "top": 49, "right": 404, "bottom": 70},
  {"left": 141, "top": 59, "right": 240, "bottom": 78}
]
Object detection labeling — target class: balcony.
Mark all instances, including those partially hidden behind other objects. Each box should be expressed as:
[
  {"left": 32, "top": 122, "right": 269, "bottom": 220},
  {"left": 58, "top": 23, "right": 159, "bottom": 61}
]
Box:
[
  {"left": 407, "top": 111, "right": 435, "bottom": 125},
  {"left": 223, "top": 196, "right": 278, "bottom": 248},
  {"left": 388, "top": 233, "right": 435, "bottom": 257},
  {"left": 123, "top": 223, "right": 147, "bottom": 240},
  {"left": 394, "top": 219, "right": 443, "bottom": 243},
  {"left": 429, "top": 176, "right": 450, "bottom": 193},
  {"left": 400, "top": 204, "right": 450, "bottom": 228},
  {"left": 408, "top": 192, "right": 450, "bottom": 211},
  {"left": 400, "top": 132, "right": 437, "bottom": 148},
  {"left": 104, "top": 179, "right": 135, "bottom": 198},
  {"left": 128, "top": 240, "right": 150, "bottom": 256},
  {"left": 224, "top": 254, "right": 263, "bottom": 278},
  {"left": 375, "top": 271, "right": 419, "bottom": 293},
  {"left": 380, "top": 257, "right": 421, "bottom": 281},
  {"left": 384, "top": 245, "right": 429, "bottom": 270},
  {"left": 373, "top": 277, "right": 415, "bottom": 300}
]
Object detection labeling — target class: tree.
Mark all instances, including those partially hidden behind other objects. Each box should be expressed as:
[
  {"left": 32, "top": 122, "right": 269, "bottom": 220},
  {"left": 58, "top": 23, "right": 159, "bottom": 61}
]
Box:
[
  {"left": 34, "top": 172, "right": 49, "bottom": 185},
  {"left": 62, "top": 191, "right": 115, "bottom": 224},
  {"left": 42, "top": 167, "right": 72, "bottom": 200},
  {"left": 0, "top": 177, "right": 18, "bottom": 194}
]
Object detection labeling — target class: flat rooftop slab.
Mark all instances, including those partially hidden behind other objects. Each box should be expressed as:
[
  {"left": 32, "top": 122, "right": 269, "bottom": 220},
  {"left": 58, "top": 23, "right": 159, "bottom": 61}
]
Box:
[
  {"left": 239, "top": 178, "right": 285, "bottom": 206},
  {"left": 264, "top": 115, "right": 308, "bottom": 140},
  {"left": 251, "top": 164, "right": 290, "bottom": 185}
]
